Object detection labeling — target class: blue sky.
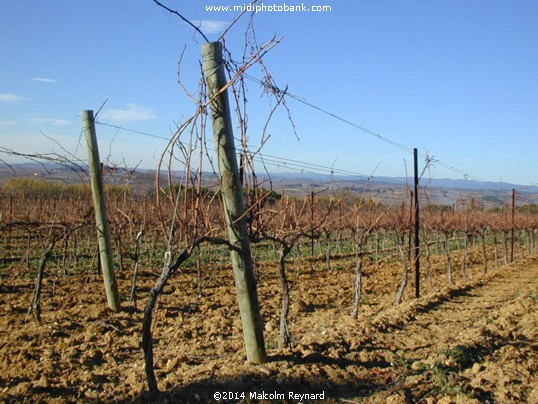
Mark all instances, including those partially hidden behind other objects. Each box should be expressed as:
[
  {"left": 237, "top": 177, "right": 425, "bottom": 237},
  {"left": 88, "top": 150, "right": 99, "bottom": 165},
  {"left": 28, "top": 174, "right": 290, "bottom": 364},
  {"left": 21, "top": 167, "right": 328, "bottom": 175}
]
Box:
[{"left": 1, "top": 0, "right": 537, "bottom": 185}]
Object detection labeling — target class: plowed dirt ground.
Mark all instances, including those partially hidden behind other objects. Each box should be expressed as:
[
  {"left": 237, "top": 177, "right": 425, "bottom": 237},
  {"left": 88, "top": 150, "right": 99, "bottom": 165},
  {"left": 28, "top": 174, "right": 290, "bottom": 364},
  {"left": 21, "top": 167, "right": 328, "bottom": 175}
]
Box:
[{"left": 1, "top": 250, "right": 537, "bottom": 403}]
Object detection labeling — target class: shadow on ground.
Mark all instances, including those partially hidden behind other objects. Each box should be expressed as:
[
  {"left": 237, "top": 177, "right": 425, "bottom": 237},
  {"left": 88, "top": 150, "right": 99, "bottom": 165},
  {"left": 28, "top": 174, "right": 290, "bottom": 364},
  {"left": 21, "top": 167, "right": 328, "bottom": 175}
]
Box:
[{"left": 135, "top": 352, "right": 388, "bottom": 403}]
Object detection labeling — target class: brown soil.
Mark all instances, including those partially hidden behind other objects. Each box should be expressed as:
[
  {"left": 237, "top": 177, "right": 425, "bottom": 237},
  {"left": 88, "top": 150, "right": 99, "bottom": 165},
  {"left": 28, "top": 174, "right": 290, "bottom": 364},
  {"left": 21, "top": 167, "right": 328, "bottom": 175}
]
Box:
[{"left": 1, "top": 251, "right": 537, "bottom": 403}]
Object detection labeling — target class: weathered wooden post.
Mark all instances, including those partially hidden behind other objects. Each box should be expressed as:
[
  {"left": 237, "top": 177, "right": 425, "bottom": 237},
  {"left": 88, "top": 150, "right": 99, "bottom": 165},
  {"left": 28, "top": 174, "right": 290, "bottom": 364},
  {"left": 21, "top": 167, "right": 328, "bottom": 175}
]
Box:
[
  {"left": 82, "top": 110, "right": 121, "bottom": 312},
  {"left": 311, "top": 191, "right": 315, "bottom": 257},
  {"left": 202, "top": 42, "right": 266, "bottom": 363},
  {"left": 510, "top": 188, "right": 515, "bottom": 263},
  {"left": 413, "top": 148, "right": 420, "bottom": 298}
]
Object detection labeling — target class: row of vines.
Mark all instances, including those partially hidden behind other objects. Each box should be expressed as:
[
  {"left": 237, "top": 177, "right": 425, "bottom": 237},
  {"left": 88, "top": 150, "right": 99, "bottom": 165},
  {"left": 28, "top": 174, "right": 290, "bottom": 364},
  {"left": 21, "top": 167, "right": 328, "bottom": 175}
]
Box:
[
  {"left": 1, "top": 173, "right": 538, "bottom": 391},
  {"left": 2, "top": 176, "right": 537, "bottom": 302}
]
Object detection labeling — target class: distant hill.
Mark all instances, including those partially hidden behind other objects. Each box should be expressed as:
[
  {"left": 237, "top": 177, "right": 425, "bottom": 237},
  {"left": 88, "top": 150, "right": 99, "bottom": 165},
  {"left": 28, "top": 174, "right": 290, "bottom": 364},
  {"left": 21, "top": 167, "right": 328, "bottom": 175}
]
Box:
[
  {"left": 269, "top": 172, "right": 534, "bottom": 192},
  {"left": 1, "top": 162, "right": 536, "bottom": 206},
  {"left": 264, "top": 172, "right": 538, "bottom": 207},
  {"left": 384, "top": 177, "right": 532, "bottom": 192}
]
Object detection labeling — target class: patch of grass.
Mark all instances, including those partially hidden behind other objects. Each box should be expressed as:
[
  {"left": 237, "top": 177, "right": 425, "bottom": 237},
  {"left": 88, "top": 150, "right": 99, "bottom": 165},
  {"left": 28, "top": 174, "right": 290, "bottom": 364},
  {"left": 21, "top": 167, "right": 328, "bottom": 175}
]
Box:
[
  {"left": 392, "top": 354, "right": 412, "bottom": 371},
  {"left": 417, "top": 346, "right": 487, "bottom": 401},
  {"left": 430, "top": 364, "right": 464, "bottom": 395},
  {"left": 418, "top": 359, "right": 478, "bottom": 402},
  {"left": 439, "top": 345, "right": 483, "bottom": 370}
]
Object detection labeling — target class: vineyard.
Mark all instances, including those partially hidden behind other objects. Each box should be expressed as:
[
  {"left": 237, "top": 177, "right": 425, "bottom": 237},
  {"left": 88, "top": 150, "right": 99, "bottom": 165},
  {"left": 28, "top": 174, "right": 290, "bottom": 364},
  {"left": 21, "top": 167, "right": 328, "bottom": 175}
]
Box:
[
  {"left": 1, "top": 173, "right": 537, "bottom": 403},
  {"left": 1, "top": 3, "right": 537, "bottom": 402}
]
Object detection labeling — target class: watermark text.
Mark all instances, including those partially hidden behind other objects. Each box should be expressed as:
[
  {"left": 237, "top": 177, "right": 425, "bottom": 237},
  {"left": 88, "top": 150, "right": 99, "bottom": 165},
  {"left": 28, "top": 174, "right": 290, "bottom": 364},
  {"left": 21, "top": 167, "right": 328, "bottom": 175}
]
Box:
[{"left": 205, "top": 2, "right": 332, "bottom": 13}]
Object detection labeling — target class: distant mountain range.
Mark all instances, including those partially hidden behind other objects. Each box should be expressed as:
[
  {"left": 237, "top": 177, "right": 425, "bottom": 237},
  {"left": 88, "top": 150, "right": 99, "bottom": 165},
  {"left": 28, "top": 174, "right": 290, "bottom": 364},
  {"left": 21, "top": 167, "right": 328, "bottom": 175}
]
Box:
[
  {"left": 1, "top": 162, "right": 536, "bottom": 195},
  {"left": 269, "top": 172, "right": 535, "bottom": 193}
]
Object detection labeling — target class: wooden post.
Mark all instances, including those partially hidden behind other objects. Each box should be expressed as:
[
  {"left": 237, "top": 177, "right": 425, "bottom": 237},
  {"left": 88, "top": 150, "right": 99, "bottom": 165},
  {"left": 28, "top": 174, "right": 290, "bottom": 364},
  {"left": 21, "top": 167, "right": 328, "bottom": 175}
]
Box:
[
  {"left": 510, "top": 188, "right": 515, "bottom": 263},
  {"left": 82, "top": 110, "right": 121, "bottom": 312},
  {"left": 311, "top": 191, "right": 315, "bottom": 256},
  {"left": 413, "top": 148, "right": 420, "bottom": 298},
  {"left": 202, "top": 42, "right": 266, "bottom": 363}
]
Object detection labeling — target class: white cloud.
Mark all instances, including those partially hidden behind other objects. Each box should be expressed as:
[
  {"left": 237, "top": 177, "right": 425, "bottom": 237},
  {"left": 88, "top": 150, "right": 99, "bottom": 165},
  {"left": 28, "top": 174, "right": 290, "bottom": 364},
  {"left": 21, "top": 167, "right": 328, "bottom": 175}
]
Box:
[
  {"left": 0, "top": 119, "right": 17, "bottom": 126},
  {"left": 50, "top": 119, "right": 71, "bottom": 127},
  {"left": 102, "top": 103, "right": 157, "bottom": 123},
  {"left": 192, "top": 20, "right": 228, "bottom": 35},
  {"left": 32, "top": 77, "right": 57, "bottom": 83},
  {"left": 0, "top": 93, "right": 26, "bottom": 102},
  {"left": 30, "top": 118, "right": 72, "bottom": 127}
]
